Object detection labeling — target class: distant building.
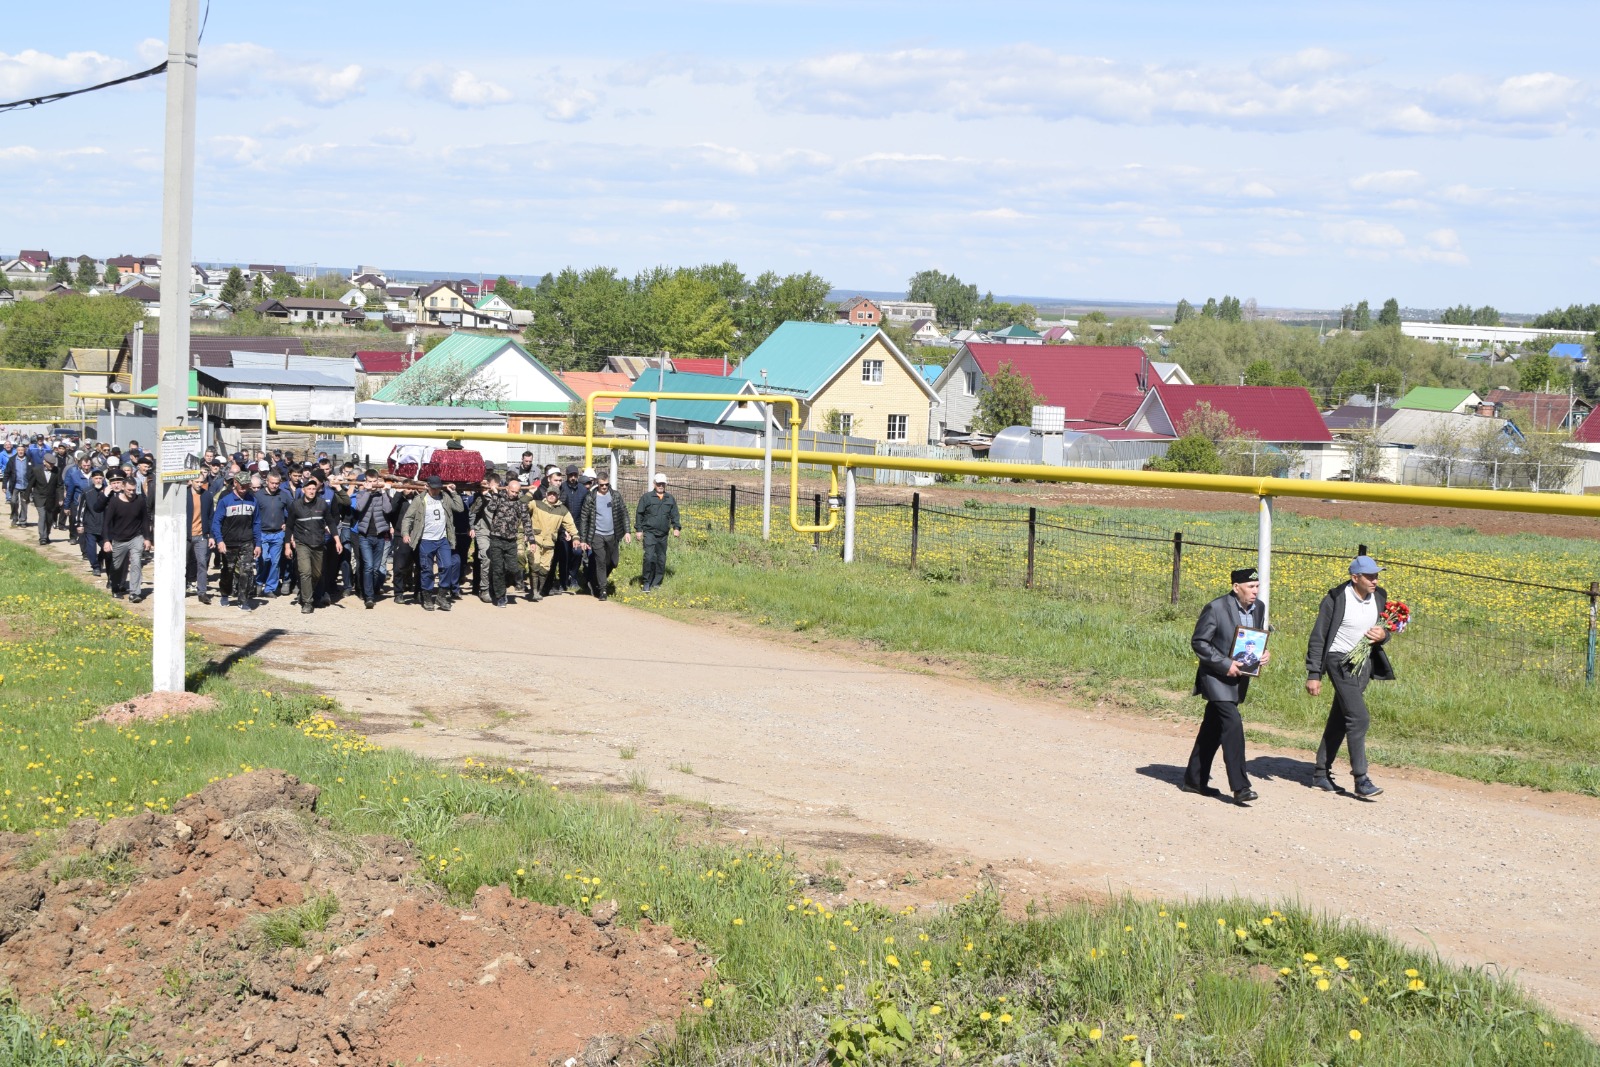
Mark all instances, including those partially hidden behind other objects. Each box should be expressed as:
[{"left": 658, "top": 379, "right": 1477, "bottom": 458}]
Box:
[
  {"left": 253, "top": 297, "right": 350, "bottom": 325},
  {"left": 877, "top": 299, "right": 936, "bottom": 324},
  {"left": 835, "top": 296, "right": 882, "bottom": 326}
]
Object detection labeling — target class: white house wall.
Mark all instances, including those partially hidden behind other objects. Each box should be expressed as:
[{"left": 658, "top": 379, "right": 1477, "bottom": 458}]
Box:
[
  {"left": 478, "top": 349, "right": 571, "bottom": 404},
  {"left": 934, "top": 350, "right": 984, "bottom": 436}
]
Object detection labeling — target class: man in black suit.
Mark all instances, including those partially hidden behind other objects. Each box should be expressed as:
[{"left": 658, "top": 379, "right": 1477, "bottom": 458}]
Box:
[
  {"left": 28, "top": 455, "right": 66, "bottom": 545},
  {"left": 1183, "top": 566, "right": 1271, "bottom": 804}
]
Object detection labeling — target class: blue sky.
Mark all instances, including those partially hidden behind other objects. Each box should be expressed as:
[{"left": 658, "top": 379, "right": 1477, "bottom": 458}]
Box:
[{"left": 3, "top": 1, "right": 1596, "bottom": 310}]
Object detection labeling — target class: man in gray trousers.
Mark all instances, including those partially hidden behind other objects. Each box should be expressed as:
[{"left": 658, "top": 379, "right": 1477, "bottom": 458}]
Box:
[
  {"left": 1183, "top": 566, "right": 1270, "bottom": 804},
  {"left": 1306, "top": 555, "right": 1393, "bottom": 799}
]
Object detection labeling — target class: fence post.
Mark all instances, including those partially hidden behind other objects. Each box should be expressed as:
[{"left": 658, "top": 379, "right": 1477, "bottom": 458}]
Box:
[
  {"left": 1358, "top": 543, "right": 1368, "bottom": 557},
  {"left": 1170, "top": 532, "right": 1183, "bottom": 605},
  {"left": 812, "top": 493, "right": 821, "bottom": 551},
  {"left": 1588, "top": 581, "right": 1598, "bottom": 686},
  {"left": 842, "top": 467, "right": 857, "bottom": 563},
  {"left": 909, "top": 491, "right": 921, "bottom": 570},
  {"left": 728, "top": 484, "right": 737, "bottom": 533},
  {"left": 1257, "top": 495, "right": 1273, "bottom": 627},
  {"left": 1025, "top": 507, "right": 1036, "bottom": 589}
]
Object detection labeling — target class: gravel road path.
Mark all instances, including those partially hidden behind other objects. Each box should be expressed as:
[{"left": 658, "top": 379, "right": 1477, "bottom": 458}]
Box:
[{"left": 16, "top": 528, "right": 1598, "bottom": 1033}]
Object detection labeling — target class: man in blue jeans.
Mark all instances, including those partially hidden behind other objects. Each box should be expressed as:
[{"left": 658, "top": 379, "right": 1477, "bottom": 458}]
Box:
[
  {"left": 253, "top": 470, "right": 293, "bottom": 597},
  {"left": 349, "top": 470, "right": 396, "bottom": 609},
  {"left": 398, "top": 475, "right": 462, "bottom": 612}
]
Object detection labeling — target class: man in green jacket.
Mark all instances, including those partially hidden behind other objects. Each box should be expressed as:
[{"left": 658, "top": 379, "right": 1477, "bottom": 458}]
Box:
[{"left": 635, "top": 472, "right": 681, "bottom": 592}]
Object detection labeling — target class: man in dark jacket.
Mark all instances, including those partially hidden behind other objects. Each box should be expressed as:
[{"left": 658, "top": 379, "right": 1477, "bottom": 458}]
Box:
[
  {"left": 75, "top": 468, "right": 109, "bottom": 576},
  {"left": 4, "top": 447, "right": 30, "bottom": 527},
  {"left": 253, "top": 471, "right": 294, "bottom": 598},
  {"left": 349, "top": 472, "right": 396, "bottom": 609},
  {"left": 286, "top": 474, "right": 342, "bottom": 614},
  {"left": 635, "top": 472, "right": 682, "bottom": 592},
  {"left": 474, "top": 472, "right": 532, "bottom": 607},
  {"left": 1305, "top": 556, "right": 1393, "bottom": 798},
  {"left": 185, "top": 471, "right": 217, "bottom": 604},
  {"left": 1183, "top": 566, "right": 1270, "bottom": 804},
  {"left": 102, "top": 474, "right": 153, "bottom": 600},
  {"left": 577, "top": 471, "right": 629, "bottom": 600},
  {"left": 561, "top": 466, "right": 593, "bottom": 594},
  {"left": 211, "top": 474, "right": 262, "bottom": 611},
  {"left": 28, "top": 455, "right": 66, "bottom": 544}
]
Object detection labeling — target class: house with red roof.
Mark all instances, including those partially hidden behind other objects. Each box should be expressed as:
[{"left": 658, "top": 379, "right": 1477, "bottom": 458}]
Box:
[
  {"left": 670, "top": 357, "right": 732, "bottom": 377},
  {"left": 928, "top": 342, "right": 1150, "bottom": 440},
  {"left": 1127, "top": 384, "right": 1338, "bottom": 477},
  {"left": 353, "top": 350, "right": 414, "bottom": 396}
]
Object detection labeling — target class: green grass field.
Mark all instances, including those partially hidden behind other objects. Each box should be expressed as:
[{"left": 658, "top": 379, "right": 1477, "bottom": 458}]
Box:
[{"left": 1, "top": 534, "right": 1597, "bottom": 1065}]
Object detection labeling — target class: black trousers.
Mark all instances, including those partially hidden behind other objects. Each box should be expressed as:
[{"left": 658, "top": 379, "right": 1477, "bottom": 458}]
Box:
[
  {"left": 591, "top": 534, "right": 620, "bottom": 595},
  {"left": 1315, "top": 653, "right": 1373, "bottom": 778},
  {"left": 485, "top": 536, "right": 520, "bottom": 601},
  {"left": 393, "top": 539, "right": 417, "bottom": 599},
  {"left": 640, "top": 530, "right": 669, "bottom": 587},
  {"left": 1186, "top": 699, "right": 1250, "bottom": 793}
]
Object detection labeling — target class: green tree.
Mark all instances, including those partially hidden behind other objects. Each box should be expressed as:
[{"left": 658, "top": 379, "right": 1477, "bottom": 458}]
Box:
[
  {"left": 1352, "top": 300, "right": 1372, "bottom": 330},
  {"left": 0, "top": 294, "right": 142, "bottom": 368},
  {"left": 1440, "top": 303, "right": 1474, "bottom": 325},
  {"left": 493, "top": 276, "right": 520, "bottom": 303},
  {"left": 972, "top": 362, "right": 1042, "bottom": 435},
  {"left": 1334, "top": 358, "right": 1402, "bottom": 403},
  {"left": 74, "top": 257, "right": 98, "bottom": 291},
  {"left": 219, "top": 267, "right": 247, "bottom": 310},
  {"left": 646, "top": 271, "right": 735, "bottom": 357},
  {"left": 1148, "top": 434, "right": 1221, "bottom": 473},
  {"left": 49, "top": 258, "right": 72, "bottom": 286},
  {"left": 270, "top": 272, "right": 302, "bottom": 298},
  {"left": 907, "top": 269, "right": 980, "bottom": 327},
  {"left": 1517, "top": 351, "right": 1572, "bottom": 392},
  {"left": 251, "top": 273, "right": 269, "bottom": 303},
  {"left": 1174, "top": 299, "right": 1195, "bottom": 324},
  {"left": 103, "top": 264, "right": 120, "bottom": 288},
  {"left": 1378, "top": 298, "right": 1401, "bottom": 327},
  {"left": 524, "top": 266, "right": 647, "bottom": 372},
  {"left": 975, "top": 293, "right": 1037, "bottom": 330},
  {"left": 1200, "top": 297, "right": 1218, "bottom": 320},
  {"left": 736, "top": 270, "right": 832, "bottom": 353},
  {"left": 1218, "top": 296, "right": 1242, "bottom": 323},
  {"left": 1472, "top": 305, "right": 1500, "bottom": 326},
  {"left": 1243, "top": 359, "right": 1278, "bottom": 386}
]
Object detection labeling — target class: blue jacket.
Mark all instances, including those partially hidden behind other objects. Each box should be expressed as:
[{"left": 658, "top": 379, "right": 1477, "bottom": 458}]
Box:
[
  {"left": 63, "top": 465, "right": 89, "bottom": 509},
  {"left": 212, "top": 490, "right": 263, "bottom": 546}
]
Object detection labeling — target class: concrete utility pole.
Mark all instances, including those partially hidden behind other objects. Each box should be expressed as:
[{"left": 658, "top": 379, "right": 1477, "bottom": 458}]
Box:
[{"left": 151, "top": 0, "right": 201, "bottom": 694}]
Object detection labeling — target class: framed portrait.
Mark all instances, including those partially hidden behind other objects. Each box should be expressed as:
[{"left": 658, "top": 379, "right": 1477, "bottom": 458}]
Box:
[{"left": 1231, "top": 626, "right": 1269, "bottom": 677}]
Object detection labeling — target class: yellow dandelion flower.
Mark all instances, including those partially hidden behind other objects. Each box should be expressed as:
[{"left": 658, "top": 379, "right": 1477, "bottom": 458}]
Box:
[
  {"left": 1316, "top": 978, "right": 1331, "bottom": 991},
  {"left": 979, "top": 1012, "right": 992, "bottom": 1022},
  {"left": 1304, "top": 953, "right": 1319, "bottom": 963},
  {"left": 1349, "top": 1030, "right": 1362, "bottom": 1042},
  {"left": 1089, "top": 1028, "right": 1102, "bottom": 1040}
]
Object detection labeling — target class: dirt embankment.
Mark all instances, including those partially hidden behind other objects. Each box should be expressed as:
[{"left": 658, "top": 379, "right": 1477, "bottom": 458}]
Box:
[{"left": 0, "top": 770, "right": 708, "bottom": 1067}]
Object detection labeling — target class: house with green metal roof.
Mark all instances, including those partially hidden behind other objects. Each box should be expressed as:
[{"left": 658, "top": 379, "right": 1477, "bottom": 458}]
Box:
[
  {"left": 1393, "top": 387, "right": 1482, "bottom": 414},
  {"left": 369, "top": 332, "right": 577, "bottom": 432},
  {"left": 985, "top": 323, "right": 1043, "bottom": 344},
  {"left": 608, "top": 371, "right": 766, "bottom": 430},
  {"left": 730, "top": 322, "right": 938, "bottom": 443}
]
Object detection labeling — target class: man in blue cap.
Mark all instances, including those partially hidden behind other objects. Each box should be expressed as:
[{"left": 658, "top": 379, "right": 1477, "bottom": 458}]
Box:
[
  {"left": 1305, "top": 555, "right": 1393, "bottom": 798},
  {"left": 1183, "top": 565, "right": 1270, "bottom": 804}
]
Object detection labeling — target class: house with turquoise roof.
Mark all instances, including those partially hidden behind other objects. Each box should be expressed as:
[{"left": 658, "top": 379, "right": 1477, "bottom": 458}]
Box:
[
  {"left": 369, "top": 332, "right": 578, "bottom": 436},
  {"left": 608, "top": 370, "right": 768, "bottom": 433}
]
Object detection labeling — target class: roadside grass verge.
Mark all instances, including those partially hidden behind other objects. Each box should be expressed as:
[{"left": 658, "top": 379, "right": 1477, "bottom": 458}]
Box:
[
  {"left": 617, "top": 528, "right": 1600, "bottom": 796},
  {"left": 0, "top": 535, "right": 1596, "bottom": 1064}
]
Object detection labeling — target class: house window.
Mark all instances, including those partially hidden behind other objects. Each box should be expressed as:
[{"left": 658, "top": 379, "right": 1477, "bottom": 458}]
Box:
[
  {"left": 963, "top": 370, "right": 978, "bottom": 396},
  {"left": 836, "top": 413, "right": 853, "bottom": 436},
  {"left": 887, "top": 414, "right": 908, "bottom": 441},
  {"left": 430, "top": 297, "right": 439, "bottom": 307},
  {"left": 451, "top": 298, "right": 460, "bottom": 308},
  {"left": 861, "top": 359, "right": 884, "bottom": 384}
]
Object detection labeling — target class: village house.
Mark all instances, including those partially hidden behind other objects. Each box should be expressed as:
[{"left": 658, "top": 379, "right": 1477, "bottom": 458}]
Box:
[
  {"left": 877, "top": 299, "right": 937, "bottom": 324},
  {"left": 1125, "top": 383, "right": 1338, "bottom": 478},
  {"left": 370, "top": 332, "right": 578, "bottom": 436},
  {"left": 835, "top": 296, "right": 882, "bottom": 326},
  {"left": 253, "top": 297, "right": 350, "bottom": 325},
  {"left": 732, "top": 321, "right": 938, "bottom": 444},
  {"left": 930, "top": 343, "right": 1151, "bottom": 440}
]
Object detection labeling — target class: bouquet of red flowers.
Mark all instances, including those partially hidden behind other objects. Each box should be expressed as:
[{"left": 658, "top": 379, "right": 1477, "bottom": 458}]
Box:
[{"left": 1346, "top": 600, "right": 1410, "bottom": 670}]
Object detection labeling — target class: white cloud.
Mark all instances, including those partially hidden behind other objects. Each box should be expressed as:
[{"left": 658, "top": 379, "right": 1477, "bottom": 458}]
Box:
[
  {"left": 0, "top": 48, "right": 126, "bottom": 98},
  {"left": 371, "top": 127, "right": 416, "bottom": 147},
  {"left": 202, "top": 43, "right": 365, "bottom": 106},
  {"left": 209, "top": 135, "right": 263, "bottom": 167},
  {"left": 1322, "top": 220, "right": 1407, "bottom": 249},
  {"left": 543, "top": 84, "right": 599, "bottom": 123},
  {"left": 1137, "top": 217, "right": 1182, "bottom": 237},
  {"left": 759, "top": 45, "right": 1592, "bottom": 137},
  {"left": 661, "top": 200, "right": 740, "bottom": 220},
  {"left": 1351, "top": 169, "right": 1424, "bottom": 193},
  {"left": 261, "top": 117, "right": 315, "bottom": 139},
  {"left": 973, "top": 207, "right": 1027, "bottom": 221},
  {"left": 407, "top": 64, "right": 513, "bottom": 108}
]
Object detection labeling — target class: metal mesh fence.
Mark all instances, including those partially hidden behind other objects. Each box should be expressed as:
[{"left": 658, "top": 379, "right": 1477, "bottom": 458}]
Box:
[{"left": 618, "top": 470, "right": 1600, "bottom": 686}]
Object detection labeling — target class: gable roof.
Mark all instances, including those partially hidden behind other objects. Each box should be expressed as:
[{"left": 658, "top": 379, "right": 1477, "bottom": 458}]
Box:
[
  {"left": 669, "top": 357, "right": 731, "bottom": 377},
  {"left": 370, "top": 332, "right": 576, "bottom": 404},
  {"left": 353, "top": 350, "right": 411, "bottom": 374},
  {"left": 255, "top": 297, "right": 348, "bottom": 313},
  {"left": 120, "top": 333, "right": 308, "bottom": 388},
  {"left": 1323, "top": 403, "right": 1397, "bottom": 431},
  {"left": 1395, "top": 386, "right": 1476, "bottom": 412},
  {"left": 609, "top": 370, "right": 760, "bottom": 425},
  {"left": 473, "top": 294, "right": 510, "bottom": 310},
  {"left": 65, "top": 348, "right": 118, "bottom": 373},
  {"left": 1137, "top": 384, "right": 1332, "bottom": 443},
  {"left": 937, "top": 343, "right": 1149, "bottom": 422},
  {"left": 1080, "top": 390, "right": 1146, "bottom": 428},
  {"left": 732, "top": 322, "right": 938, "bottom": 401},
  {"left": 417, "top": 280, "right": 467, "bottom": 301},
  {"left": 988, "top": 323, "right": 1041, "bottom": 339},
  {"left": 1375, "top": 408, "right": 1518, "bottom": 447},
  {"left": 1549, "top": 342, "right": 1587, "bottom": 360},
  {"left": 837, "top": 296, "right": 879, "bottom": 313},
  {"left": 556, "top": 371, "right": 632, "bottom": 415},
  {"left": 1573, "top": 407, "right": 1600, "bottom": 444}
]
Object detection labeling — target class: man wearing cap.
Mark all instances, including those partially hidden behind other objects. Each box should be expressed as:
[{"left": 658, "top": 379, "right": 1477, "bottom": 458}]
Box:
[
  {"left": 285, "top": 474, "right": 342, "bottom": 615},
  {"left": 27, "top": 455, "right": 66, "bottom": 545},
  {"left": 562, "top": 467, "right": 595, "bottom": 594},
  {"left": 1306, "top": 556, "right": 1393, "bottom": 798},
  {"left": 526, "top": 478, "right": 579, "bottom": 602},
  {"left": 577, "top": 470, "right": 629, "bottom": 600},
  {"left": 635, "top": 473, "right": 682, "bottom": 593},
  {"left": 1183, "top": 566, "right": 1270, "bottom": 804},
  {"left": 75, "top": 467, "right": 109, "bottom": 577},
  {"left": 212, "top": 474, "right": 263, "bottom": 611},
  {"left": 349, "top": 471, "right": 396, "bottom": 609},
  {"left": 399, "top": 475, "right": 463, "bottom": 611}
]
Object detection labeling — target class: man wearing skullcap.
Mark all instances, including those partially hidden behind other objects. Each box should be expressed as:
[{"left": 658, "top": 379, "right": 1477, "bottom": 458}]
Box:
[{"left": 1182, "top": 566, "right": 1270, "bottom": 804}]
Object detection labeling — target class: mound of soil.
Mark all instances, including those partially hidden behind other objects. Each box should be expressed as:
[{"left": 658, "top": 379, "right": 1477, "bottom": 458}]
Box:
[
  {"left": 96, "top": 690, "right": 218, "bottom": 724},
  {"left": 0, "top": 770, "right": 709, "bottom": 1067}
]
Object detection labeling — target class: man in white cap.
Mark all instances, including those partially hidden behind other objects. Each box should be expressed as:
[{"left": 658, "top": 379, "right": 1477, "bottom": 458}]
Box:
[
  {"left": 634, "top": 472, "right": 681, "bottom": 593},
  {"left": 1306, "top": 555, "right": 1393, "bottom": 798}
]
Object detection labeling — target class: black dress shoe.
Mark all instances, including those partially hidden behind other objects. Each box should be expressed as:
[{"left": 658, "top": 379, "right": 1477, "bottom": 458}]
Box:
[
  {"left": 364, "top": 599, "right": 375, "bottom": 610},
  {"left": 1179, "top": 780, "right": 1215, "bottom": 796},
  {"left": 1234, "top": 788, "right": 1259, "bottom": 803},
  {"left": 198, "top": 594, "right": 212, "bottom": 605}
]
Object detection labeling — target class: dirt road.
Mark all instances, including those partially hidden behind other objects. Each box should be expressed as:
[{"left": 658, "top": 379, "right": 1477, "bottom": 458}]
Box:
[{"left": 16, "top": 528, "right": 1600, "bottom": 1033}]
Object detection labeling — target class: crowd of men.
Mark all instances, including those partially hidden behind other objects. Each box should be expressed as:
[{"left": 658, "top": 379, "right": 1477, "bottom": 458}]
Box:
[{"left": 2, "top": 434, "right": 683, "bottom": 613}]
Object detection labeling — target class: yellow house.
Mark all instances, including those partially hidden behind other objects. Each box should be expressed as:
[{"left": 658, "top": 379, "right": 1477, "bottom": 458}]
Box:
[{"left": 732, "top": 322, "right": 939, "bottom": 443}]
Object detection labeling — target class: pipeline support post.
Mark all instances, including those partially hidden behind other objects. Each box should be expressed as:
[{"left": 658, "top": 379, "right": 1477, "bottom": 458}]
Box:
[
  {"left": 608, "top": 451, "right": 618, "bottom": 488},
  {"left": 647, "top": 398, "right": 657, "bottom": 482},
  {"left": 1257, "top": 494, "right": 1273, "bottom": 626},
  {"left": 1169, "top": 532, "right": 1184, "bottom": 605},
  {"left": 843, "top": 467, "right": 857, "bottom": 563},
  {"left": 260, "top": 409, "right": 267, "bottom": 452},
  {"left": 761, "top": 401, "right": 773, "bottom": 541}
]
